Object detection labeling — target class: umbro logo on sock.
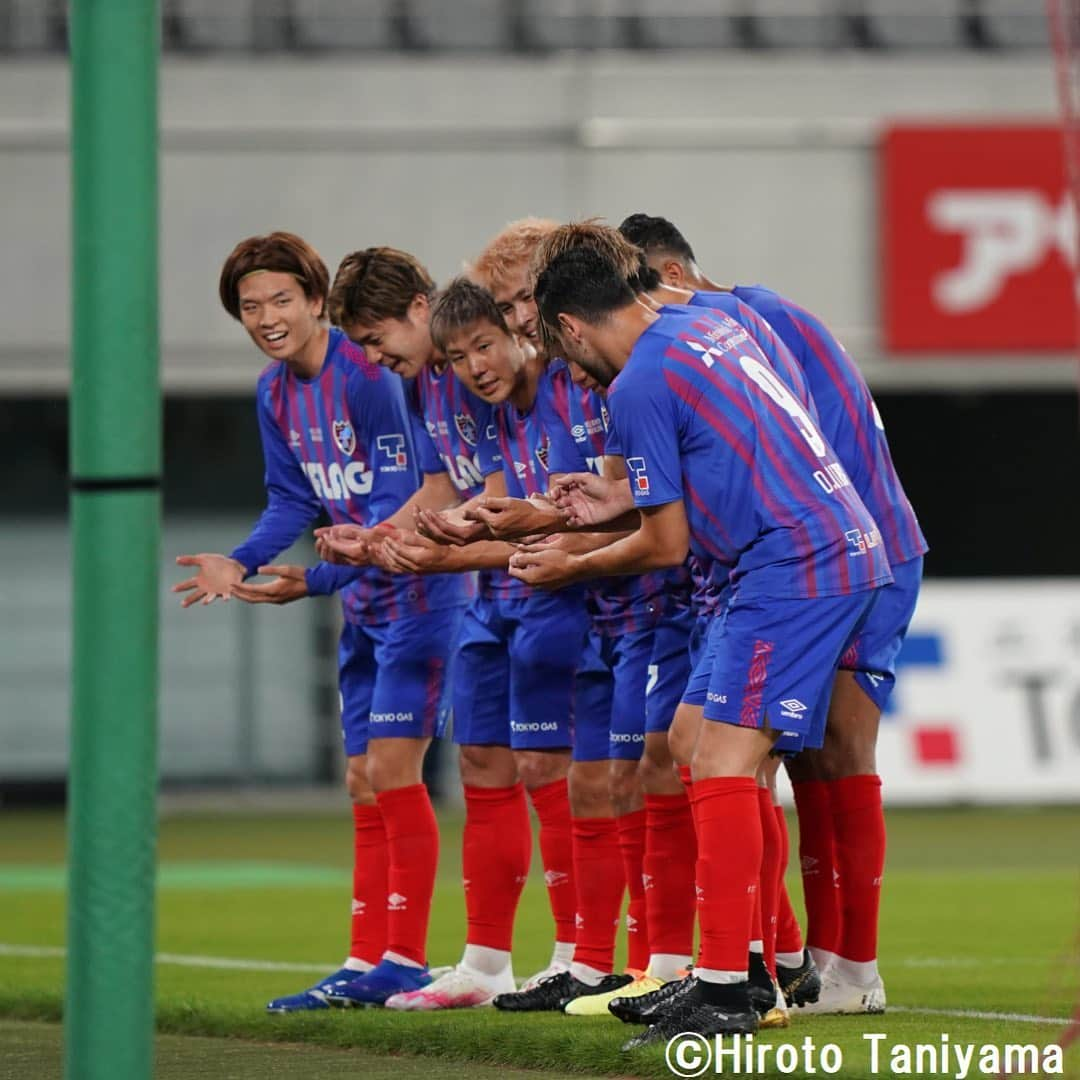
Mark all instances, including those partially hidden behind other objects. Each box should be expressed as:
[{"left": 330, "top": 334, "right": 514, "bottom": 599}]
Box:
[
  {"left": 544, "top": 870, "right": 569, "bottom": 888},
  {"left": 388, "top": 892, "right": 408, "bottom": 911},
  {"left": 351, "top": 899, "right": 366, "bottom": 916},
  {"left": 642, "top": 873, "right": 654, "bottom": 890},
  {"left": 626, "top": 914, "right": 639, "bottom": 931},
  {"left": 575, "top": 913, "right": 585, "bottom": 929}
]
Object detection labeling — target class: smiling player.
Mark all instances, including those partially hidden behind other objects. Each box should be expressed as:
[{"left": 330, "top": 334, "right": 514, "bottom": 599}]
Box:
[{"left": 174, "top": 231, "right": 466, "bottom": 1012}]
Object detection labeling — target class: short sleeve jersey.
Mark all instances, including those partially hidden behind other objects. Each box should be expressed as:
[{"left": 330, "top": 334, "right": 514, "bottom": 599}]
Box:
[
  {"left": 410, "top": 362, "right": 512, "bottom": 600},
  {"left": 236, "top": 328, "right": 467, "bottom": 624},
  {"left": 537, "top": 360, "right": 690, "bottom": 634},
  {"left": 475, "top": 366, "right": 559, "bottom": 600},
  {"left": 728, "top": 285, "right": 927, "bottom": 568},
  {"left": 607, "top": 311, "right": 893, "bottom": 601}
]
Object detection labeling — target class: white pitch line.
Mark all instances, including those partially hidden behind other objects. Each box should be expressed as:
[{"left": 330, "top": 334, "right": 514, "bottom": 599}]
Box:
[
  {"left": 0, "top": 943, "right": 330, "bottom": 974},
  {"left": 890, "top": 1005, "right": 1065, "bottom": 1027},
  {"left": 0, "top": 944, "right": 1073, "bottom": 1028}
]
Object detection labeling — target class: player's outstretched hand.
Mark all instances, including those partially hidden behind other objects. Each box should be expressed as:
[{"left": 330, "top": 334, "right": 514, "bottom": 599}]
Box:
[
  {"left": 415, "top": 507, "right": 489, "bottom": 547},
  {"left": 507, "top": 543, "right": 579, "bottom": 590},
  {"left": 463, "top": 494, "right": 567, "bottom": 540},
  {"left": 548, "top": 473, "right": 633, "bottom": 528},
  {"left": 173, "top": 553, "right": 246, "bottom": 608},
  {"left": 229, "top": 565, "right": 308, "bottom": 605},
  {"left": 378, "top": 530, "right": 449, "bottom": 575},
  {"left": 315, "top": 524, "right": 373, "bottom": 567}
]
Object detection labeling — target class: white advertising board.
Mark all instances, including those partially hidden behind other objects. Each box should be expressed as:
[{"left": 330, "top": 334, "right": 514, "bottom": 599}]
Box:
[{"left": 872, "top": 580, "right": 1080, "bottom": 804}]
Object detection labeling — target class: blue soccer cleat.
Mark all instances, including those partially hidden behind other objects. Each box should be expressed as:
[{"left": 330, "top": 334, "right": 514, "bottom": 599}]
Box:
[
  {"left": 323, "top": 958, "right": 432, "bottom": 1007},
  {"left": 266, "top": 967, "right": 365, "bottom": 1013}
]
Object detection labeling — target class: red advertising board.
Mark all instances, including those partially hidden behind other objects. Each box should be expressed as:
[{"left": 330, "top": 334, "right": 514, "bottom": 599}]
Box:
[{"left": 881, "top": 124, "right": 1076, "bottom": 352}]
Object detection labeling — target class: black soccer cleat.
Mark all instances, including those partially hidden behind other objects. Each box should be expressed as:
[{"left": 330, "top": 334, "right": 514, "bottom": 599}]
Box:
[
  {"left": 621, "top": 996, "right": 759, "bottom": 1051},
  {"left": 748, "top": 952, "right": 776, "bottom": 1017},
  {"left": 492, "top": 970, "right": 632, "bottom": 1012},
  {"left": 777, "top": 948, "right": 822, "bottom": 1008},
  {"left": 608, "top": 974, "right": 697, "bottom": 1024}
]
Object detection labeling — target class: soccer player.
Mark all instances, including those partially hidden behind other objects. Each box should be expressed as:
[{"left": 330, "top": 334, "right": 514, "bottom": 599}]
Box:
[
  {"left": 173, "top": 232, "right": 466, "bottom": 1011},
  {"left": 423, "top": 266, "right": 633, "bottom": 1011},
  {"left": 621, "top": 213, "right": 928, "bottom": 1013},
  {"left": 319, "top": 245, "right": 578, "bottom": 1008},
  {"left": 510, "top": 247, "right": 892, "bottom": 1046},
  {"left": 524, "top": 221, "right": 815, "bottom": 1023}
]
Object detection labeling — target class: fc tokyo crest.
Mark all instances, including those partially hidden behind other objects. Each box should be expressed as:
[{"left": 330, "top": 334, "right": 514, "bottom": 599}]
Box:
[
  {"left": 454, "top": 412, "right": 478, "bottom": 447},
  {"left": 535, "top": 438, "right": 550, "bottom": 472},
  {"left": 332, "top": 420, "right": 356, "bottom": 456}
]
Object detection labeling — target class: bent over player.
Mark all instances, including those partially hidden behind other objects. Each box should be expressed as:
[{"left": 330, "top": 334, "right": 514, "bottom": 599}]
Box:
[{"left": 511, "top": 248, "right": 892, "bottom": 1047}]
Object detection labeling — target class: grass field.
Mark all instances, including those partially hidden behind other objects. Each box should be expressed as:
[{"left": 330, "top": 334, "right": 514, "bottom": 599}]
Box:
[{"left": 1, "top": 804, "right": 1078, "bottom": 1079}]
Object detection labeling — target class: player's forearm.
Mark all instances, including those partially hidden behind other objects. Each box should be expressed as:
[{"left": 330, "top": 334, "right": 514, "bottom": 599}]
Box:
[
  {"left": 552, "top": 530, "right": 634, "bottom": 556},
  {"left": 570, "top": 527, "right": 685, "bottom": 580},
  {"left": 440, "top": 540, "right": 515, "bottom": 572},
  {"left": 381, "top": 474, "right": 462, "bottom": 531},
  {"left": 566, "top": 508, "right": 641, "bottom": 534}
]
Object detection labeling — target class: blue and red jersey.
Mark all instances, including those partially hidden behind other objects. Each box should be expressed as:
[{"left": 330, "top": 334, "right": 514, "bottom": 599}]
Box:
[
  {"left": 410, "top": 361, "right": 510, "bottom": 599},
  {"left": 721, "top": 285, "right": 927, "bottom": 568},
  {"left": 412, "top": 363, "right": 491, "bottom": 497},
  {"left": 539, "top": 360, "right": 690, "bottom": 635},
  {"left": 231, "top": 327, "right": 466, "bottom": 625},
  {"left": 476, "top": 368, "right": 555, "bottom": 600},
  {"left": 607, "top": 310, "right": 893, "bottom": 601},
  {"left": 675, "top": 292, "right": 814, "bottom": 418}
]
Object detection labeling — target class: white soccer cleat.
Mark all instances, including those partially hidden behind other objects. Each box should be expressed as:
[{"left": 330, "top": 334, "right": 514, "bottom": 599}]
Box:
[
  {"left": 796, "top": 972, "right": 886, "bottom": 1015},
  {"left": 384, "top": 965, "right": 514, "bottom": 1011},
  {"left": 519, "top": 959, "right": 571, "bottom": 992}
]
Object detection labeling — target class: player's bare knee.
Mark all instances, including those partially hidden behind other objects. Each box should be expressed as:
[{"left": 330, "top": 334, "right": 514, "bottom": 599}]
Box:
[
  {"left": 459, "top": 743, "right": 517, "bottom": 788},
  {"left": 346, "top": 756, "right": 375, "bottom": 804},
  {"left": 608, "top": 759, "right": 641, "bottom": 814},
  {"left": 569, "top": 760, "right": 613, "bottom": 817},
  {"left": 514, "top": 749, "right": 569, "bottom": 791}
]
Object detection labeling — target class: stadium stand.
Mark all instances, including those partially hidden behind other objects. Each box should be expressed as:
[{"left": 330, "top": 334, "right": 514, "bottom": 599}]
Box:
[{"left": 0, "top": 0, "right": 1053, "bottom": 54}]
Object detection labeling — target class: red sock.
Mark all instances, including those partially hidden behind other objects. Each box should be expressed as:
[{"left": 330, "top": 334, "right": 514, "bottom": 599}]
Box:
[
  {"left": 350, "top": 803, "right": 388, "bottom": 965},
  {"left": 376, "top": 783, "right": 438, "bottom": 966},
  {"left": 616, "top": 809, "right": 649, "bottom": 971},
  {"left": 791, "top": 779, "right": 840, "bottom": 956},
  {"left": 757, "top": 787, "right": 781, "bottom": 978},
  {"left": 695, "top": 777, "right": 762, "bottom": 973},
  {"left": 774, "top": 805, "right": 804, "bottom": 955},
  {"left": 528, "top": 779, "right": 576, "bottom": 944},
  {"left": 643, "top": 793, "right": 697, "bottom": 958},
  {"left": 571, "top": 816, "right": 625, "bottom": 973},
  {"left": 830, "top": 774, "right": 885, "bottom": 963},
  {"left": 463, "top": 783, "right": 531, "bottom": 952}
]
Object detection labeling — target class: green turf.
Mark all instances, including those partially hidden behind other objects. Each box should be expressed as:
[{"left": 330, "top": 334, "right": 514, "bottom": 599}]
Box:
[
  {"left": 1, "top": 805, "right": 1077, "bottom": 1078},
  {"left": 0, "top": 1019, "right": 592, "bottom": 1080}
]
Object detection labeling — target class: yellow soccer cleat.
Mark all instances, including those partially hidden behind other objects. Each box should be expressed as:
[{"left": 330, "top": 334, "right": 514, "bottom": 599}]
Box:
[
  {"left": 760, "top": 984, "right": 791, "bottom": 1029},
  {"left": 564, "top": 973, "right": 664, "bottom": 1016}
]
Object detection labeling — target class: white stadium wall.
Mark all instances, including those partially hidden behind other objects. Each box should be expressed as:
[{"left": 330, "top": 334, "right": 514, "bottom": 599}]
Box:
[{"left": 0, "top": 52, "right": 1070, "bottom": 393}]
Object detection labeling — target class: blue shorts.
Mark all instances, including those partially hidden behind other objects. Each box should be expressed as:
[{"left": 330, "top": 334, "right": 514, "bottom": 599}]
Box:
[
  {"left": 576, "top": 629, "right": 654, "bottom": 762},
  {"left": 700, "top": 590, "right": 877, "bottom": 755},
  {"left": 339, "top": 606, "right": 463, "bottom": 756},
  {"left": 840, "top": 556, "right": 923, "bottom": 711},
  {"left": 682, "top": 611, "right": 718, "bottom": 707},
  {"left": 645, "top": 609, "right": 695, "bottom": 736},
  {"left": 449, "top": 591, "right": 588, "bottom": 752}
]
